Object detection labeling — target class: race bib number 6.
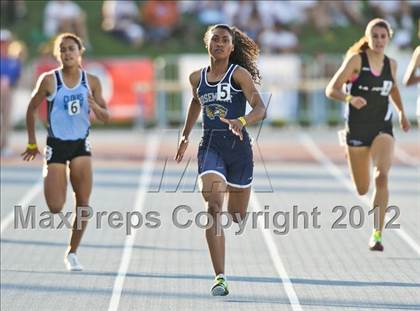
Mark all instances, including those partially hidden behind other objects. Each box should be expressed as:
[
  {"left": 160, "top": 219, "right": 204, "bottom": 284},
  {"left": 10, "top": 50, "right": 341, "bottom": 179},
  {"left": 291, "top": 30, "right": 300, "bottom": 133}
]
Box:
[{"left": 67, "top": 100, "right": 81, "bottom": 115}]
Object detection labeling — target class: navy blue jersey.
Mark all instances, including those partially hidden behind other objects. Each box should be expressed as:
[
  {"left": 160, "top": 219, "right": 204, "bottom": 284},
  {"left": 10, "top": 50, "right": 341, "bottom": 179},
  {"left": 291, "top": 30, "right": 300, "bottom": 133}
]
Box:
[
  {"left": 46, "top": 69, "right": 91, "bottom": 140},
  {"left": 196, "top": 64, "right": 254, "bottom": 187},
  {"left": 197, "top": 63, "right": 247, "bottom": 133},
  {"left": 345, "top": 52, "right": 394, "bottom": 125}
]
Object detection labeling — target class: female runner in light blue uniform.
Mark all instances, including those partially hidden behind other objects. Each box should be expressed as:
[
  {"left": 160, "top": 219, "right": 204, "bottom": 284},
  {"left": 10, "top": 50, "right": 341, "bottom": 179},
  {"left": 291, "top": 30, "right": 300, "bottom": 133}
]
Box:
[{"left": 22, "top": 33, "right": 109, "bottom": 271}]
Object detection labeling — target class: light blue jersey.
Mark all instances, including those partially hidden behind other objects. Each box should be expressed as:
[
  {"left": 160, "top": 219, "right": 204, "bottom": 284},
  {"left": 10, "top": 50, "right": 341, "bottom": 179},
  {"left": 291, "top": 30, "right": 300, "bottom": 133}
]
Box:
[{"left": 46, "top": 69, "right": 90, "bottom": 140}]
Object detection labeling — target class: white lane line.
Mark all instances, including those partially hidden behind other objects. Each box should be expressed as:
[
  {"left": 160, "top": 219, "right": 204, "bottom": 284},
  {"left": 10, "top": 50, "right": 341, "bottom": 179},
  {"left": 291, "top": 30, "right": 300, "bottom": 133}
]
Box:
[
  {"left": 250, "top": 191, "right": 303, "bottom": 311},
  {"left": 299, "top": 133, "right": 420, "bottom": 257},
  {"left": 1, "top": 178, "right": 43, "bottom": 234},
  {"left": 395, "top": 146, "right": 420, "bottom": 168},
  {"left": 108, "top": 134, "right": 161, "bottom": 311}
]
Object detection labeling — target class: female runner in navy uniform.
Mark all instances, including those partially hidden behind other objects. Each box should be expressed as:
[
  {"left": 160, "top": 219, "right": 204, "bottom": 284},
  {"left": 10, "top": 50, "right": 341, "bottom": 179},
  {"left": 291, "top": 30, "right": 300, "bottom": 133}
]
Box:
[
  {"left": 175, "top": 24, "right": 266, "bottom": 296},
  {"left": 326, "top": 19, "right": 410, "bottom": 251},
  {"left": 21, "top": 33, "right": 109, "bottom": 270}
]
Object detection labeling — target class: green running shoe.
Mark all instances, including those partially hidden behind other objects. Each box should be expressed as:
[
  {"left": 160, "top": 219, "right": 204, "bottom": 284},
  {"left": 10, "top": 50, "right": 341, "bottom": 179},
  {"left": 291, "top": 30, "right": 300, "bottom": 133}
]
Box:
[
  {"left": 369, "top": 230, "right": 384, "bottom": 251},
  {"left": 211, "top": 274, "right": 229, "bottom": 296}
]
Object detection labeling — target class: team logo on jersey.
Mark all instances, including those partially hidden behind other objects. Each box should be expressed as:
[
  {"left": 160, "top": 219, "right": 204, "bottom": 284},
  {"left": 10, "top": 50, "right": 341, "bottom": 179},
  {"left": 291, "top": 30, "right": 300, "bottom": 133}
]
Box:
[{"left": 206, "top": 104, "right": 228, "bottom": 120}]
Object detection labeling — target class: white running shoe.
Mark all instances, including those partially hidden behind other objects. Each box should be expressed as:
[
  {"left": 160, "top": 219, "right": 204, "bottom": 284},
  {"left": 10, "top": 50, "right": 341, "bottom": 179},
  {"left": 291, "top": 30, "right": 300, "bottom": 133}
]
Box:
[{"left": 64, "top": 253, "right": 83, "bottom": 271}]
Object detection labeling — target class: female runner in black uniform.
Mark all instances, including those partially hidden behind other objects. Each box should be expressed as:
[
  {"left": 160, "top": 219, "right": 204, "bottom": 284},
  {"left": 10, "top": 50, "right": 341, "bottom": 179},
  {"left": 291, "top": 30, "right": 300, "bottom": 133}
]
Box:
[{"left": 326, "top": 18, "right": 410, "bottom": 251}]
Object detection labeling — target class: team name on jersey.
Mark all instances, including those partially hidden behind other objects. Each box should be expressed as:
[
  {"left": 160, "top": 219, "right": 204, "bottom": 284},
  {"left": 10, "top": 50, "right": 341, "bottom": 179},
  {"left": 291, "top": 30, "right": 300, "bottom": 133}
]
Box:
[
  {"left": 63, "top": 93, "right": 84, "bottom": 104},
  {"left": 200, "top": 92, "right": 218, "bottom": 105},
  {"left": 357, "top": 80, "right": 393, "bottom": 96},
  {"left": 199, "top": 83, "right": 232, "bottom": 105}
]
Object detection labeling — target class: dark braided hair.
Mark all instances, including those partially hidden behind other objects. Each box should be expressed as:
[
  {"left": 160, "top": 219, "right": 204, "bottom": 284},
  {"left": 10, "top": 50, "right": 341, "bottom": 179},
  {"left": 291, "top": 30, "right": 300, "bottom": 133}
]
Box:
[{"left": 204, "top": 24, "right": 261, "bottom": 84}]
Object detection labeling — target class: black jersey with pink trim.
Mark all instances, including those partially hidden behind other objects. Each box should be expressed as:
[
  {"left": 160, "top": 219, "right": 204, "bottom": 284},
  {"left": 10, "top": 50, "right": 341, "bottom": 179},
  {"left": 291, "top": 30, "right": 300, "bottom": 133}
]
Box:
[{"left": 345, "top": 52, "right": 394, "bottom": 125}]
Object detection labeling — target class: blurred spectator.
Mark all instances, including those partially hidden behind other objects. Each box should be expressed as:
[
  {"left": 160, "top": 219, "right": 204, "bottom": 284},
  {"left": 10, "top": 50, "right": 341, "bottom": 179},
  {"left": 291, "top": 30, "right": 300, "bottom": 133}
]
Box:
[
  {"left": 227, "top": 1, "right": 263, "bottom": 42},
  {"left": 369, "top": 0, "right": 413, "bottom": 49},
  {"left": 267, "top": 1, "right": 308, "bottom": 27},
  {"left": 259, "top": 20, "right": 299, "bottom": 54},
  {"left": 1, "top": 29, "right": 25, "bottom": 157},
  {"left": 44, "top": 0, "right": 90, "bottom": 48},
  {"left": 409, "top": 0, "right": 420, "bottom": 23},
  {"left": 141, "top": 0, "right": 180, "bottom": 43},
  {"left": 304, "top": 1, "right": 363, "bottom": 34},
  {"left": 325, "top": 1, "right": 363, "bottom": 27},
  {"left": 102, "top": 0, "right": 144, "bottom": 47},
  {"left": 255, "top": 0, "right": 316, "bottom": 31},
  {"left": 240, "top": 4, "right": 264, "bottom": 43},
  {"left": 196, "top": 1, "right": 226, "bottom": 25},
  {"left": 177, "top": 0, "right": 198, "bottom": 16},
  {"left": 176, "top": 1, "right": 203, "bottom": 47},
  {"left": 0, "top": 0, "right": 26, "bottom": 26}
]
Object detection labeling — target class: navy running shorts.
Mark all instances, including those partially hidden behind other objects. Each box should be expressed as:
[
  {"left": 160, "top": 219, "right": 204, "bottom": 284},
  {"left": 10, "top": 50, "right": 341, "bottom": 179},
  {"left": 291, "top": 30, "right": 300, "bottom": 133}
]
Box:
[{"left": 197, "top": 131, "right": 253, "bottom": 188}]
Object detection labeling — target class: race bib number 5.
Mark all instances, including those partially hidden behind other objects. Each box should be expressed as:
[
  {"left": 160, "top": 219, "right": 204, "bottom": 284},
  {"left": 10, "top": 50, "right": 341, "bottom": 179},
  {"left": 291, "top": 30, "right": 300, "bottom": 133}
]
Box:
[
  {"left": 217, "top": 83, "right": 231, "bottom": 102},
  {"left": 67, "top": 100, "right": 81, "bottom": 115}
]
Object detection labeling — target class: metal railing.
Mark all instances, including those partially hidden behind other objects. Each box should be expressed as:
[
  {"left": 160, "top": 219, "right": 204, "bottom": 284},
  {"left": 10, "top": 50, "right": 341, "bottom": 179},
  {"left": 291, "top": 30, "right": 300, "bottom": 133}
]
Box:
[{"left": 134, "top": 54, "right": 346, "bottom": 128}]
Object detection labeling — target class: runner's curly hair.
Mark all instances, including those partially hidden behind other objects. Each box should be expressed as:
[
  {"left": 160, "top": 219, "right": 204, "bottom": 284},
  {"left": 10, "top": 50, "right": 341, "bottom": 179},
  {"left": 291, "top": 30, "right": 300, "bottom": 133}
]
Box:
[{"left": 204, "top": 24, "right": 261, "bottom": 84}]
